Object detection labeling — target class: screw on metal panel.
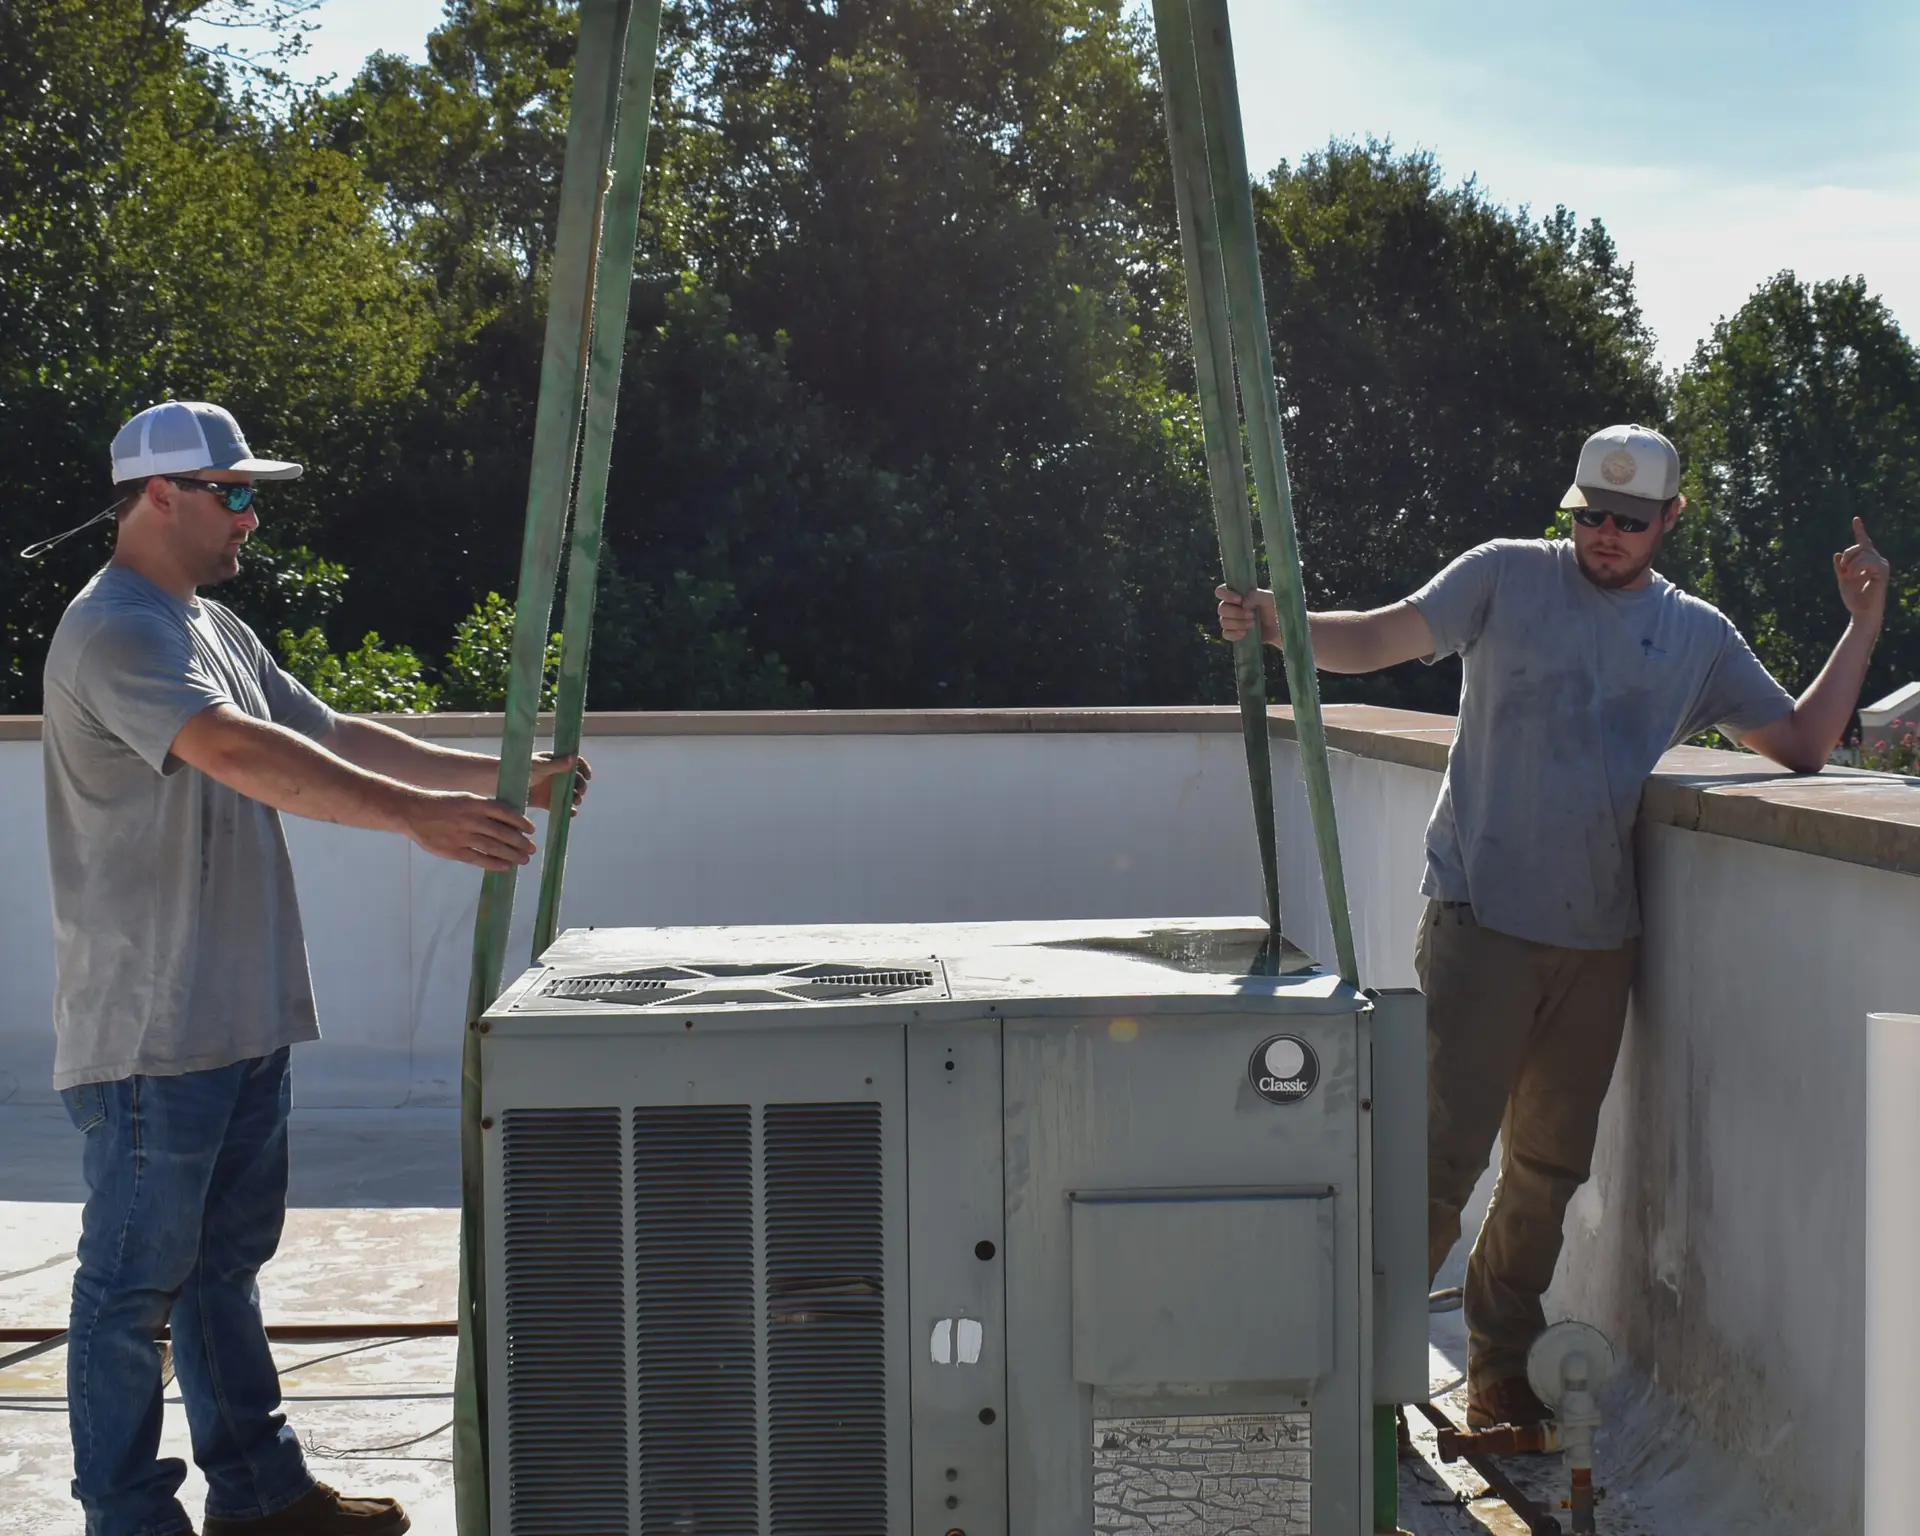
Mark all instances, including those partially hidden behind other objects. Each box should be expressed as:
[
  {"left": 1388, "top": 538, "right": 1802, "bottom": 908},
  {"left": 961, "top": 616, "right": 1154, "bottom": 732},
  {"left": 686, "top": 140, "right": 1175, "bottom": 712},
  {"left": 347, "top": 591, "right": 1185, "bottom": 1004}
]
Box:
[
  {"left": 978, "top": 1407, "right": 996, "bottom": 1424},
  {"left": 945, "top": 1468, "right": 959, "bottom": 1481},
  {"left": 865, "top": 1077, "right": 873, "bottom": 1085},
  {"left": 946, "top": 1495, "right": 959, "bottom": 1509},
  {"left": 945, "top": 1529, "right": 965, "bottom": 1536},
  {"left": 480, "top": 1117, "right": 493, "bottom": 1130},
  {"left": 975, "top": 1240, "right": 996, "bottom": 1261},
  {"left": 1360, "top": 1098, "right": 1372, "bottom": 1111},
  {"left": 476, "top": 1021, "right": 490, "bottom": 1034}
]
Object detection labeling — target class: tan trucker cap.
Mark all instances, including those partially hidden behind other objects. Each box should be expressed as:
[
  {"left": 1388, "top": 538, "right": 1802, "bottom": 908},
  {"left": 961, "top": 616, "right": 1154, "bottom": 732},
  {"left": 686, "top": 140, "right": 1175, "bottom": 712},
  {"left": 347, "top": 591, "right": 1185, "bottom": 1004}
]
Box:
[{"left": 1561, "top": 424, "right": 1680, "bottom": 519}]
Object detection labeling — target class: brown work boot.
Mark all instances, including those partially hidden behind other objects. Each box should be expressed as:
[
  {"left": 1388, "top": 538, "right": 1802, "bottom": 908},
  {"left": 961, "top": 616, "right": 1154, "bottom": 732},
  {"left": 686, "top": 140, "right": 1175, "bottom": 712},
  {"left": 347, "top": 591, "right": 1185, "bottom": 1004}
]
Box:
[
  {"left": 203, "top": 1484, "right": 409, "bottom": 1536},
  {"left": 1466, "top": 1374, "right": 1551, "bottom": 1430}
]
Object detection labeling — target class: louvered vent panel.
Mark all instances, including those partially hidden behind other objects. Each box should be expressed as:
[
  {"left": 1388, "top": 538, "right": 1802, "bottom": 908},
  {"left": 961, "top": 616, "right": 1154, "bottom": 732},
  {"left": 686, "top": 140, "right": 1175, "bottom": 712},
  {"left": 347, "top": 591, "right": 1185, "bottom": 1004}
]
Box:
[
  {"left": 764, "top": 1102, "right": 889, "bottom": 1535},
  {"left": 533, "top": 963, "right": 937, "bottom": 1009},
  {"left": 634, "top": 1107, "right": 758, "bottom": 1535},
  {"left": 502, "top": 1109, "right": 628, "bottom": 1535}
]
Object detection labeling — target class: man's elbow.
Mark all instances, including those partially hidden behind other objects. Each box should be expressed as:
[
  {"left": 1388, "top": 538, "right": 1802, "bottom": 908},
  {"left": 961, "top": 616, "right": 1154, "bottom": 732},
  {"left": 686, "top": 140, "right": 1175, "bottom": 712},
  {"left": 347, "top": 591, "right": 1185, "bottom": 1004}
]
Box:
[{"left": 1758, "top": 726, "right": 1829, "bottom": 775}]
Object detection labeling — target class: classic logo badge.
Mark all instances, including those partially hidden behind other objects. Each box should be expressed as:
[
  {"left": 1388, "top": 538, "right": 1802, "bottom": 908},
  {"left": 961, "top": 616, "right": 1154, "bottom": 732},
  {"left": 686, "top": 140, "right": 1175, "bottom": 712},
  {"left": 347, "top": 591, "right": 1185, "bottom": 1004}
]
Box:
[
  {"left": 1248, "top": 1034, "right": 1319, "bottom": 1105},
  {"left": 1600, "top": 449, "right": 1638, "bottom": 486}
]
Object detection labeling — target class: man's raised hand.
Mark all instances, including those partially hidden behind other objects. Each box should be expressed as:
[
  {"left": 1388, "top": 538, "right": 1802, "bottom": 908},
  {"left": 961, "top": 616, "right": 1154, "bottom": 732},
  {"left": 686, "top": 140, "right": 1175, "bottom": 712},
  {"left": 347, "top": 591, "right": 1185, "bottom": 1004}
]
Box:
[{"left": 1835, "top": 517, "right": 1891, "bottom": 626}]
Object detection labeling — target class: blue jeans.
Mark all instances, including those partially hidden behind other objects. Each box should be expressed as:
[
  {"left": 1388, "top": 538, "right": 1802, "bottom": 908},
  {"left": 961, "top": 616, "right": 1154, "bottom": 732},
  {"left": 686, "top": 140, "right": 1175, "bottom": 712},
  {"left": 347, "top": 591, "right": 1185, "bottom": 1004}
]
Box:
[{"left": 63, "top": 1050, "right": 315, "bottom": 1536}]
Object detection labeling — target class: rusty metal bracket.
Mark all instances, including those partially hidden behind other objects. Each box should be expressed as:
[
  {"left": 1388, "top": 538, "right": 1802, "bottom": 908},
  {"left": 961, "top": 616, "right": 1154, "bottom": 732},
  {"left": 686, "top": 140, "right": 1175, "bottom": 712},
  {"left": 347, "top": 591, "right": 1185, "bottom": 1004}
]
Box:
[
  {"left": 1436, "top": 1419, "right": 1563, "bottom": 1463},
  {"left": 1414, "top": 1401, "right": 1564, "bottom": 1535}
]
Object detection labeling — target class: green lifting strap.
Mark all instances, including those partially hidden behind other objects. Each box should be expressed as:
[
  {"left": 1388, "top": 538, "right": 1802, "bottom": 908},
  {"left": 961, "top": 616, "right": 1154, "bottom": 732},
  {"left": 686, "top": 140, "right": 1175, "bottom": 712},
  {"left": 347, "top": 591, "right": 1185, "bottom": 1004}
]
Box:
[
  {"left": 532, "top": 0, "right": 666, "bottom": 958},
  {"left": 452, "top": 3, "right": 663, "bottom": 1531},
  {"left": 1151, "top": 0, "right": 1280, "bottom": 936},
  {"left": 1151, "top": 0, "right": 1360, "bottom": 988}
]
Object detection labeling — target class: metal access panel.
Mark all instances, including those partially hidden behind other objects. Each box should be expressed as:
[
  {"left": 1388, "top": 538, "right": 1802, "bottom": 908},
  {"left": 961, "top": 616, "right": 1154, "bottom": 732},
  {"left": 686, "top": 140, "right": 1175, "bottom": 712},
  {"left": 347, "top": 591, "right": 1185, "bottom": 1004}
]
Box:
[
  {"left": 480, "top": 918, "right": 1373, "bottom": 1536},
  {"left": 1003, "top": 1002, "right": 1373, "bottom": 1536}
]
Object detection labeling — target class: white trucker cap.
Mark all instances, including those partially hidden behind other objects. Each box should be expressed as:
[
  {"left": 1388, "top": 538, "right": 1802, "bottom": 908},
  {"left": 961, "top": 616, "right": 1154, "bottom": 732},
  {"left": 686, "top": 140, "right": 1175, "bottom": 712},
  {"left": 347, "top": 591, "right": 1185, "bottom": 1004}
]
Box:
[
  {"left": 1561, "top": 424, "right": 1679, "bottom": 519},
  {"left": 110, "top": 401, "right": 303, "bottom": 485}
]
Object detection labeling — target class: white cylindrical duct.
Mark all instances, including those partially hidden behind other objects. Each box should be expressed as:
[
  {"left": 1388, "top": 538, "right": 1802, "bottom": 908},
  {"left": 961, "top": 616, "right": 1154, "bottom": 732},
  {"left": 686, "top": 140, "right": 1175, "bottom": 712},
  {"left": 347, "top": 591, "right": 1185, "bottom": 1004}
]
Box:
[{"left": 1866, "top": 1012, "right": 1920, "bottom": 1535}]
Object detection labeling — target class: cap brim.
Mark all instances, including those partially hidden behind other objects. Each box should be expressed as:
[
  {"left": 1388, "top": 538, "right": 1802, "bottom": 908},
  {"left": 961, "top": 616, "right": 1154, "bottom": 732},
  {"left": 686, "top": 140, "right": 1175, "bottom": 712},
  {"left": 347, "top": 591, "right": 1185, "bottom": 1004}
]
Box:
[
  {"left": 224, "top": 457, "right": 303, "bottom": 481},
  {"left": 1562, "top": 483, "right": 1663, "bottom": 519}
]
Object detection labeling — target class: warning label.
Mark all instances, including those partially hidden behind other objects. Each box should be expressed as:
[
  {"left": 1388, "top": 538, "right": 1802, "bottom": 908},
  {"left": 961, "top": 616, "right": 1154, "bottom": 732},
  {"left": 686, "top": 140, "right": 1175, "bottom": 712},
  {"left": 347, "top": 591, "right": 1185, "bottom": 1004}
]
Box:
[{"left": 1092, "top": 1412, "right": 1311, "bottom": 1535}]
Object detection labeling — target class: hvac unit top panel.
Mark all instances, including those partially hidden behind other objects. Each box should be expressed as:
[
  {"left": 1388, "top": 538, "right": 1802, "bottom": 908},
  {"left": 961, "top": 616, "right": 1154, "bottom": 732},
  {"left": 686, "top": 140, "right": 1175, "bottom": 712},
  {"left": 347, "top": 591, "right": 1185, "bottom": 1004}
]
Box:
[{"left": 492, "top": 917, "right": 1357, "bottom": 1025}]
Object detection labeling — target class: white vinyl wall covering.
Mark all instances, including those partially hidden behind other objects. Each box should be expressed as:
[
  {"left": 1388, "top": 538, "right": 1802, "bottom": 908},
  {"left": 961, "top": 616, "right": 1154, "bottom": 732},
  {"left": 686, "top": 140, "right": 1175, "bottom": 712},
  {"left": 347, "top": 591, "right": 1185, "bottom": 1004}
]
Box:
[{"left": 1865, "top": 1013, "right": 1920, "bottom": 1536}]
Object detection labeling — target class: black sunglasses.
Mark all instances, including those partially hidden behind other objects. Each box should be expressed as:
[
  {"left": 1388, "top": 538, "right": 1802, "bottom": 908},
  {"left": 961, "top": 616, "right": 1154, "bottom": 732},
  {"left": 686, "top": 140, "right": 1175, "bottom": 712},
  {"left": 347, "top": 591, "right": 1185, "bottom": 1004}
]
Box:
[
  {"left": 166, "top": 476, "right": 256, "bottom": 513},
  {"left": 1571, "top": 507, "right": 1653, "bottom": 536}
]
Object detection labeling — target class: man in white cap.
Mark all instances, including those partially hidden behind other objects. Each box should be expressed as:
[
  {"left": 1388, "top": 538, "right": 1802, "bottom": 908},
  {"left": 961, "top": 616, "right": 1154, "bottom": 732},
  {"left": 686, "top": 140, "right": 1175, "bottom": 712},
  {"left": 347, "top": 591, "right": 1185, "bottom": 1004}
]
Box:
[
  {"left": 40, "top": 403, "right": 589, "bottom": 1536},
  {"left": 1217, "top": 423, "right": 1889, "bottom": 1428}
]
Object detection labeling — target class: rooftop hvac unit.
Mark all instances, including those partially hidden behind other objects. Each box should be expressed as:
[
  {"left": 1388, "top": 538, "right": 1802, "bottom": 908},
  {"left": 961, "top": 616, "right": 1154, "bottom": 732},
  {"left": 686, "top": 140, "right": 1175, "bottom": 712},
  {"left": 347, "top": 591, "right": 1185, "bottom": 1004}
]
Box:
[{"left": 481, "top": 917, "right": 1427, "bottom": 1535}]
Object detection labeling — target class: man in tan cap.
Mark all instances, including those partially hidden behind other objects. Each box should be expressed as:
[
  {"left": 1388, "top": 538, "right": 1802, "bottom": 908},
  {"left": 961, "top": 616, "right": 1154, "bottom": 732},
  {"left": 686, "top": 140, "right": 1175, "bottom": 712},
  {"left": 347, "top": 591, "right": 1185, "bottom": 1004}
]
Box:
[{"left": 1217, "top": 423, "right": 1889, "bottom": 1428}]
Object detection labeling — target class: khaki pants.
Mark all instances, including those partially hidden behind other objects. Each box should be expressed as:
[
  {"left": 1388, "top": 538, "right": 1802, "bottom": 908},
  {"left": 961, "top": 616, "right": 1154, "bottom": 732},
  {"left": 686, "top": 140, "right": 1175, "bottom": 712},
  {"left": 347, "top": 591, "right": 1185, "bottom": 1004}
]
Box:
[{"left": 1415, "top": 900, "right": 1635, "bottom": 1387}]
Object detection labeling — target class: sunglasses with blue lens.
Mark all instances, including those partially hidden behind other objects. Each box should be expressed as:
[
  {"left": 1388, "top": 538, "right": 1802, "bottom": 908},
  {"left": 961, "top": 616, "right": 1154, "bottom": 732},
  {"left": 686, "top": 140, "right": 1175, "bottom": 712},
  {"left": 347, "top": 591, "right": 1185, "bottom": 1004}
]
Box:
[{"left": 166, "top": 476, "right": 256, "bottom": 513}]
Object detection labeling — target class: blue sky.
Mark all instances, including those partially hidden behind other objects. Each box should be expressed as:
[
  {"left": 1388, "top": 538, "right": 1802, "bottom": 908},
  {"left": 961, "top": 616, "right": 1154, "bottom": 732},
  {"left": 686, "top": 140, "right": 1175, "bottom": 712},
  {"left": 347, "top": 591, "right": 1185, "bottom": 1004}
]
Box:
[{"left": 194, "top": 0, "right": 1916, "bottom": 370}]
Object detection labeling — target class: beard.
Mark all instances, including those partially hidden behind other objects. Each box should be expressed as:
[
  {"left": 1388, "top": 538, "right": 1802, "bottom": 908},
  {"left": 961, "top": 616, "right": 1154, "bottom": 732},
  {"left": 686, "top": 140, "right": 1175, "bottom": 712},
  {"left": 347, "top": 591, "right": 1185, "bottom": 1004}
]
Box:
[
  {"left": 197, "top": 546, "right": 244, "bottom": 587},
  {"left": 1574, "top": 527, "right": 1664, "bottom": 590}
]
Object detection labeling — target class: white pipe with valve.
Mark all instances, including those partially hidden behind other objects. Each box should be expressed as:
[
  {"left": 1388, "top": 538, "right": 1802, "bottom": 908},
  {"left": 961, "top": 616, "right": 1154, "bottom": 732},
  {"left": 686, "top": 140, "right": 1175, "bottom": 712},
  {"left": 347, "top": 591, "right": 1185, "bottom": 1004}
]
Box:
[{"left": 1528, "top": 1319, "right": 1616, "bottom": 1534}]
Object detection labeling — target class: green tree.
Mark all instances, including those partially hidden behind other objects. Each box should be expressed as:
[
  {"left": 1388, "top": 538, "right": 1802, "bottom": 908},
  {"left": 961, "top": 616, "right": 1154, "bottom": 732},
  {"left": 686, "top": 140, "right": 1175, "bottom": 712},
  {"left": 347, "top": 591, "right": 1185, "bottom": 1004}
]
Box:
[
  {"left": 320, "top": 0, "right": 1220, "bottom": 708},
  {"left": 591, "top": 559, "right": 811, "bottom": 711},
  {"left": 278, "top": 626, "right": 439, "bottom": 712},
  {"left": 442, "top": 591, "right": 562, "bottom": 710},
  {"left": 1252, "top": 143, "right": 1668, "bottom": 711},
  {"left": 650, "top": 0, "right": 1216, "bottom": 705},
  {"left": 1672, "top": 273, "right": 1920, "bottom": 702},
  {"left": 0, "top": 0, "right": 434, "bottom": 711}
]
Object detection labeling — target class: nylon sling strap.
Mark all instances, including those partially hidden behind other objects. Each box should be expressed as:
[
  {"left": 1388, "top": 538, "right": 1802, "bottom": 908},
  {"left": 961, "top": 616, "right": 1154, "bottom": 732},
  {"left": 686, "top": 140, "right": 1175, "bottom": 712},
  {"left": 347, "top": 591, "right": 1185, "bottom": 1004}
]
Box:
[
  {"left": 1150, "top": 0, "right": 1359, "bottom": 987},
  {"left": 1151, "top": 4, "right": 1376, "bottom": 1518},
  {"left": 453, "top": 3, "right": 665, "bottom": 1530}
]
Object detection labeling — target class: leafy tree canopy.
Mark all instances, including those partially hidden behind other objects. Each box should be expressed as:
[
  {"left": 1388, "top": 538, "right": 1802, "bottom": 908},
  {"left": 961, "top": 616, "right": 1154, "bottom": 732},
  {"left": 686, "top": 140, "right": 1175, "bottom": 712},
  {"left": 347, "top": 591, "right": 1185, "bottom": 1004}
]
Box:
[
  {"left": 1671, "top": 274, "right": 1920, "bottom": 700},
  {"left": 2, "top": 0, "right": 1910, "bottom": 732}
]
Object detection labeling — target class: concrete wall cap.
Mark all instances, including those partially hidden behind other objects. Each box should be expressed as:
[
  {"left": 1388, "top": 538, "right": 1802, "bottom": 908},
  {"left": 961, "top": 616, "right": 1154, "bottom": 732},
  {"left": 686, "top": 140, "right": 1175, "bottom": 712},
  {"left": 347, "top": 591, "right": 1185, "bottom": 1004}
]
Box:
[{"left": 4, "top": 703, "right": 1916, "bottom": 878}]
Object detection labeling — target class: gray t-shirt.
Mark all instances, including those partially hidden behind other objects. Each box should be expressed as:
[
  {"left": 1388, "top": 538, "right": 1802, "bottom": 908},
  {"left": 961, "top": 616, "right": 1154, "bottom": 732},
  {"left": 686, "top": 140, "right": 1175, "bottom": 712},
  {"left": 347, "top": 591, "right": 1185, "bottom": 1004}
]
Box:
[
  {"left": 1407, "top": 539, "right": 1792, "bottom": 949},
  {"left": 42, "top": 566, "right": 337, "bottom": 1088}
]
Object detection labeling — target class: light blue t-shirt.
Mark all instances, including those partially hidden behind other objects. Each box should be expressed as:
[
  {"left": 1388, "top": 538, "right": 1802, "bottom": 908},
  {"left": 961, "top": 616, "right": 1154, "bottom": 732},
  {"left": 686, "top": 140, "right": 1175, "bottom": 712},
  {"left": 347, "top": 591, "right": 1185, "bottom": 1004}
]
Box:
[
  {"left": 42, "top": 566, "right": 337, "bottom": 1087},
  {"left": 1407, "top": 540, "right": 1793, "bottom": 949}
]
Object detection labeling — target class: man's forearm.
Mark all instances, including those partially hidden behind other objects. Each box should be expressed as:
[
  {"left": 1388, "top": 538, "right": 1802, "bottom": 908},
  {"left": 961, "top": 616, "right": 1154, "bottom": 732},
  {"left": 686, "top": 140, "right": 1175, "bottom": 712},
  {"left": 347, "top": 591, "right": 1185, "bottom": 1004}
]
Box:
[
  {"left": 174, "top": 708, "right": 420, "bottom": 832},
  {"left": 324, "top": 716, "right": 499, "bottom": 794},
  {"left": 1790, "top": 617, "right": 1882, "bottom": 762}
]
